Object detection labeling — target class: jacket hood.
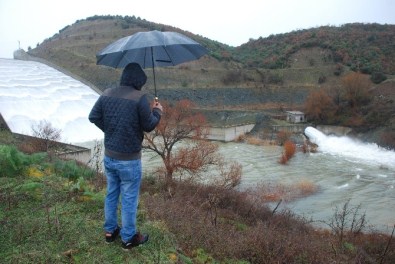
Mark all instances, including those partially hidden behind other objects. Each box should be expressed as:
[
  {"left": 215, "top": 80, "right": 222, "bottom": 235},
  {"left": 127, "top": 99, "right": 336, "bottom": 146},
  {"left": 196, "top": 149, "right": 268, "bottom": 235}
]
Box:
[{"left": 120, "top": 63, "right": 147, "bottom": 90}]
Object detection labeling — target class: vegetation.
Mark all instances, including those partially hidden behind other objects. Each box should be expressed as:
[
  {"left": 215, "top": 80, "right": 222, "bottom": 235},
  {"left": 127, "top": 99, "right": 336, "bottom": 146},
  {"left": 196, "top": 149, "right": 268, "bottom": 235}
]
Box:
[
  {"left": 1, "top": 140, "right": 395, "bottom": 263},
  {"left": 303, "top": 71, "right": 395, "bottom": 149},
  {"left": 0, "top": 145, "right": 179, "bottom": 263},
  {"left": 279, "top": 140, "right": 296, "bottom": 164},
  {"left": 236, "top": 23, "right": 395, "bottom": 74},
  {"left": 304, "top": 88, "right": 337, "bottom": 123},
  {"left": 143, "top": 100, "right": 241, "bottom": 189},
  {"left": 31, "top": 120, "right": 62, "bottom": 153},
  {"left": 28, "top": 16, "right": 395, "bottom": 90},
  {"left": 342, "top": 72, "right": 371, "bottom": 109}
]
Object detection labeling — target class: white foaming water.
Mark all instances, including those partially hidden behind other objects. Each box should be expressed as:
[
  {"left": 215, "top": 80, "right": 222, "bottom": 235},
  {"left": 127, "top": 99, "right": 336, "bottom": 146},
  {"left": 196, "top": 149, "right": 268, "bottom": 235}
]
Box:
[
  {"left": 305, "top": 126, "right": 395, "bottom": 169},
  {"left": 0, "top": 59, "right": 103, "bottom": 145}
]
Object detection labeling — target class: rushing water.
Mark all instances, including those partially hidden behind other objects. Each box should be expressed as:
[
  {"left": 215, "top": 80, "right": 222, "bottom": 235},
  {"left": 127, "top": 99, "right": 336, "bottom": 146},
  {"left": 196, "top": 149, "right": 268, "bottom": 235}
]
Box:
[
  {"left": 221, "top": 128, "right": 395, "bottom": 233},
  {"left": 0, "top": 59, "right": 102, "bottom": 144},
  {"left": 1, "top": 59, "right": 394, "bottom": 234},
  {"left": 139, "top": 127, "right": 395, "bottom": 233}
]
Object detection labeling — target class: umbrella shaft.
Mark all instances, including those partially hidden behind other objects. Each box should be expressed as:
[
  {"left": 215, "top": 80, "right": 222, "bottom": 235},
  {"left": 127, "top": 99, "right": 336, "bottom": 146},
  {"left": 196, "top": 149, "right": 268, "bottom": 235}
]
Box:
[{"left": 151, "top": 47, "right": 157, "bottom": 97}]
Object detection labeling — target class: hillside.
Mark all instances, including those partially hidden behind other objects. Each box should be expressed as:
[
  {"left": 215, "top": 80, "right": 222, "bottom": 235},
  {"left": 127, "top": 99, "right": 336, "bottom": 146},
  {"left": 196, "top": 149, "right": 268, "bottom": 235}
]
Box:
[
  {"left": 235, "top": 23, "right": 395, "bottom": 74},
  {"left": 28, "top": 15, "right": 233, "bottom": 91},
  {"left": 27, "top": 16, "right": 395, "bottom": 94},
  {"left": 25, "top": 15, "right": 395, "bottom": 148}
]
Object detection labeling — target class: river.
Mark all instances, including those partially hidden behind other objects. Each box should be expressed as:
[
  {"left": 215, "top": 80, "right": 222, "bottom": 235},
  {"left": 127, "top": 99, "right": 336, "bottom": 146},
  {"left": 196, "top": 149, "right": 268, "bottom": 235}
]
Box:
[
  {"left": 139, "top": 129, "right": 395, "bottom": 234},
  {"left": 219, "top": 128, "right": 395, "bottom": 234}
]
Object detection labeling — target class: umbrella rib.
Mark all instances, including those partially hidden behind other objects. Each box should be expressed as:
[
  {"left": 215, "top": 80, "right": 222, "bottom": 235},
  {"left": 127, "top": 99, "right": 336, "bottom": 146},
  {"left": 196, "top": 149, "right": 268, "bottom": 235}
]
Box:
[
  {"left": 162, "top": 47, "right": 175, "bottom": 66},
  {"left": 143, "top": 47, "right": 147, "bottom": 68},
  {"left": 116, "top": 50, "right": 127, "bottom": 68}
]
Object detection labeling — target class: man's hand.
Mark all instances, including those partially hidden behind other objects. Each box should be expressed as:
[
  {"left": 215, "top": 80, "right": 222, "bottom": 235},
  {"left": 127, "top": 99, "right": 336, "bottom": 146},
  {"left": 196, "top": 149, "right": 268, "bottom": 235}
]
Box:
[{"left": 152, "top": 100, "right": 163, "bottom": 112}]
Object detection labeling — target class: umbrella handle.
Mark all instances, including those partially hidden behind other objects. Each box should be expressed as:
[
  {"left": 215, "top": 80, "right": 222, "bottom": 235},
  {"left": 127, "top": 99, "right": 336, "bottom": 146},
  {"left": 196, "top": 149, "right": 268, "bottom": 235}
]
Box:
[{"left": 155, "top": 97, "right": 158, "bottom": 102}]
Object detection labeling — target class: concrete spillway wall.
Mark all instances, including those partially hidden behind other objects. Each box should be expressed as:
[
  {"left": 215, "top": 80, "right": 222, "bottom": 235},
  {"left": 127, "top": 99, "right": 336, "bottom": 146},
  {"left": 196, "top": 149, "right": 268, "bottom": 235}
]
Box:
[{"left": 206, "top": 124, "right": 255, "bottom": 142}]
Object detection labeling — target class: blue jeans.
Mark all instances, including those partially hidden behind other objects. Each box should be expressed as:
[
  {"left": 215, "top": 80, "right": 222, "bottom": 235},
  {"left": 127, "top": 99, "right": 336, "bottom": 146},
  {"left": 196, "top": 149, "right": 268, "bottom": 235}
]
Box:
[{"left": 103, "top": 155, "right": 142, "bottom": 242}]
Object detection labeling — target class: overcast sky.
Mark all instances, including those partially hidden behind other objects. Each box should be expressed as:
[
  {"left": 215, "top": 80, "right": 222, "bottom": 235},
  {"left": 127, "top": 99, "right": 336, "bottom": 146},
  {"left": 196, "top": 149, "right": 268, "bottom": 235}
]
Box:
[{"left": 0, "top": 0, "right": 394, "bottom": 58}]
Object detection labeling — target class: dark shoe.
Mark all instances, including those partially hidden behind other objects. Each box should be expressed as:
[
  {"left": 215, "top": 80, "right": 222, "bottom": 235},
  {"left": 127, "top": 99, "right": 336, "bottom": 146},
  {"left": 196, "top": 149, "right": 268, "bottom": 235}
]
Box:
[
  {"left": 105, "top": 227, "right": 120, "bottom": 243},
  {"left": 122, "top": 232, "right": 149, "bottom": 250}
]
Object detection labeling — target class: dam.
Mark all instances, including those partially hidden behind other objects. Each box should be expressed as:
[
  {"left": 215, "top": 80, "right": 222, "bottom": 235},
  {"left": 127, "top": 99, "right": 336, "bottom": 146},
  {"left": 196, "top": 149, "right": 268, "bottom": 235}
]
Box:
[{"left": 0, "top": 59, "right": 103, "bottom": 145}]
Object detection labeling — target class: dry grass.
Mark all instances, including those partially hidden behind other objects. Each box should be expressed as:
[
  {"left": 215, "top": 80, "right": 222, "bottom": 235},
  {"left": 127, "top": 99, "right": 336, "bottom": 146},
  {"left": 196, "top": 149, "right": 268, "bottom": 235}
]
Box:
[
  {"left": 236, "top": 134, "right": 276, "bottom": 146},
  {"left": 141, "top": 179, "right": 395, "bottom": 263},
  {"left": 253, "top": 180, "right": 319, "bottom": 202},
  {"left": 296, "top": 179, "right": 319, "bottom": 196}
]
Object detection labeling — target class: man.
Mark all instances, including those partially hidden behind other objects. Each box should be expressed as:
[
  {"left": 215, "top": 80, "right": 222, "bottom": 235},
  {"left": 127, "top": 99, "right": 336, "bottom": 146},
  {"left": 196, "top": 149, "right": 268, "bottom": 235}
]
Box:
[{"left": 89, "top": 63, "right": 163, "bottom": 250}]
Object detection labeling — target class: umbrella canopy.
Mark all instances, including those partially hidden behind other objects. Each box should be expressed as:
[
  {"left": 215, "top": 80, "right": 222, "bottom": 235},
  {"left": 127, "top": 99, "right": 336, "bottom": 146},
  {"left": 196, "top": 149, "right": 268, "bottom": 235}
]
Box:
[
  {"left": 96, "top": 30, "right": 209, "bottom": 97},
  {"left": 96, "top": 30, "right": 208, "bottom": 99},
  {"left": 97, "top": 30, "right": 208, "bottom": 68}
]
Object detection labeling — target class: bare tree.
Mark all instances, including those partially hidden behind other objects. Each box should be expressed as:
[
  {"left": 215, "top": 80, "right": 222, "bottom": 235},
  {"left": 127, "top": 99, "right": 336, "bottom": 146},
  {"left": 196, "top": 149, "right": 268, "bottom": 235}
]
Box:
[
  {"left": 31, "top": 120, "right": 62, "bottom": 152},
  {"left": 327, "top": 199, "right": 367, "bottom": 244},
  {"left": 143, "top": 100, "right": 241, "bottom": 188}
]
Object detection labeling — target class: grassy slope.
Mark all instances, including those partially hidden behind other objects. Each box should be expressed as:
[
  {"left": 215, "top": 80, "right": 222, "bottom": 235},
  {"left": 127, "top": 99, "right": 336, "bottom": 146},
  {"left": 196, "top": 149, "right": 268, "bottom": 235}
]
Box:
[
  {"left": 0, "top": 176, "right": 182, "bottom": 263},
  {"left": 1, "top": 145, "right": 395, "bottom": 263},
  {"left": 0, "top": 130, "right": 394, "bottom": 263}
]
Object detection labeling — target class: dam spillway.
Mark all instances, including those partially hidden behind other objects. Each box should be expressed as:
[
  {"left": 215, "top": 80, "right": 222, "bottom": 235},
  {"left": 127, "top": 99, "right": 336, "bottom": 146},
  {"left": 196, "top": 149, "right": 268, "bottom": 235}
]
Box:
[{"left": 0, "top": 59, "right": 103, "bottom": 144}]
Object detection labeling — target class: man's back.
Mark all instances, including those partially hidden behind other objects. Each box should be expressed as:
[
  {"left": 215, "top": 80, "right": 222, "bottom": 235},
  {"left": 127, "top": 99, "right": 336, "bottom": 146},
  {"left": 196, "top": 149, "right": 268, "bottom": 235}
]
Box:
[{"left": 89, "top": 85, "right": 161, "bottom": 160}]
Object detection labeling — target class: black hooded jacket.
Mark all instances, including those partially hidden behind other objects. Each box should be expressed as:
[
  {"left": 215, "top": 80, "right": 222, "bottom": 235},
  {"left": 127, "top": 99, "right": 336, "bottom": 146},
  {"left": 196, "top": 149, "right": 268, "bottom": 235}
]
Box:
[{"left": 89, "top": 63, "right": 161, "bottom": 160}]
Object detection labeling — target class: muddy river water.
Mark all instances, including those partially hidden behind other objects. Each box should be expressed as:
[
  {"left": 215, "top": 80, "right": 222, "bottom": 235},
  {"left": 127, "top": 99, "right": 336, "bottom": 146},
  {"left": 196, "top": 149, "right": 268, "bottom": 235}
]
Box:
[{"left": 142, "top": 127, "right": 395, "bottom": 234}]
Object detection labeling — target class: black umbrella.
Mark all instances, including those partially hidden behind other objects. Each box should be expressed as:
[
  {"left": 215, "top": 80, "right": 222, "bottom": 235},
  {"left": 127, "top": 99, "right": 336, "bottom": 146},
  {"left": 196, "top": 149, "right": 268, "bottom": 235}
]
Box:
[{"left": 96, "top": 30, "right": 208, "bottom": 98}]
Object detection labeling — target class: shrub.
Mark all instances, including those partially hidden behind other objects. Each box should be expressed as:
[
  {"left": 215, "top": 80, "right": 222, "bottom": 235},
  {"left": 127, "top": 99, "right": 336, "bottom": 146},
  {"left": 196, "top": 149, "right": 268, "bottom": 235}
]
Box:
[
  {"left": 341, "top": 72, "right": 371, "bottom": 109},
  {"left": 318, "top": 75, "right": 327, "bottom": 84},
  {"left": 0, "top": 145, "right": 47, "bottom": 177},
  {"left": 0, "top": 129, "right": 14, "bottom": 145},
  {"left": 267, "top": 73, "right": 283, "bottom": 84},
  {"left": 0, "top": 145, "right": 25, "bottom": 177},
  {"left": 121, "top": 23, "right": 129, "bottom": 29},
  {"left": 222, "top": 70, "right": 243, "bottom": 85},
  {"left": 334, "top": 63, "right": 344, "bottom": 76},
  {"left": 304, "top": 89, "right": 337, "bottom": 123},
  {"left": 53, "top": 159, "right": 94, "bottom": 182},
  {"left": 370, "top": 71, "right": 387, "bottom": 84},
  {"left": 279, "top": 140, "right": 296, "bottom": 164},
  {"left": 327, "top": 199, "right": 367, "bottom": 244},
  {"left": 284, "top": 141, "right": 296, "bottom": 160}
]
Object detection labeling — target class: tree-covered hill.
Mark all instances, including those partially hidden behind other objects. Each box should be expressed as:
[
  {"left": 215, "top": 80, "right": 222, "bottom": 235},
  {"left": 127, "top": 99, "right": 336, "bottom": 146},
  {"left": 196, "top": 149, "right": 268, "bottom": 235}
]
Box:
[{"left": 234, "top": 23, "right": 395, "bottom": 75}]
